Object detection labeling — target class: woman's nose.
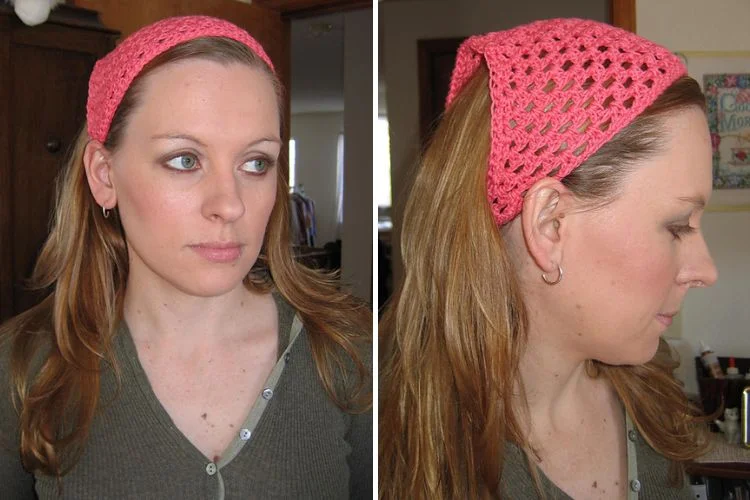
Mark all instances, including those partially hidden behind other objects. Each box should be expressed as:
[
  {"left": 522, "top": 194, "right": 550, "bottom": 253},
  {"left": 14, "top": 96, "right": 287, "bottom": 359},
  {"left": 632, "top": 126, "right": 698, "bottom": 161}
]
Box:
[
  {"left": 680, "top": 233, "right": 718, "bottom": 288},
  {"left": 201, "top": 167, "right": 245, "bottom": 223}
]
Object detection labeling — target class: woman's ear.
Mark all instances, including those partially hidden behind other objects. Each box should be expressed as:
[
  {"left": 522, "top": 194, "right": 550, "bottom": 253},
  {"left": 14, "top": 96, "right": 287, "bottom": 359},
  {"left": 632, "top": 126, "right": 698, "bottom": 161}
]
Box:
[
  {"left": 83, "top": 140, "right": 117, "bottom": 210},
  {"left": 519, "top": 177, "right": 572, "bottom": 274}
]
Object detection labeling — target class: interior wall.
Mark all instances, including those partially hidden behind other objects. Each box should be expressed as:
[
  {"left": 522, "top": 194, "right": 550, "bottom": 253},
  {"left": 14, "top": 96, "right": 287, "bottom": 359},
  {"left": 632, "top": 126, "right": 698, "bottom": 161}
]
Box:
[
  {"left": 342, "top": 7, "right": 373, "bottom": 302},
  {"left": 383, "top": 0, "right": 609, "bottom": 288},
  {"left": 637, "top": 0, "right": 750, "bottom": 359},
  {"left": 290, "top": 112, "right": 343, "bottom": 247},
  {"left": 686, "top": 212, "right": 750, "bottom": 358},
  {"left": 637, "top": 0, "right": 750, "bottom": 52}
]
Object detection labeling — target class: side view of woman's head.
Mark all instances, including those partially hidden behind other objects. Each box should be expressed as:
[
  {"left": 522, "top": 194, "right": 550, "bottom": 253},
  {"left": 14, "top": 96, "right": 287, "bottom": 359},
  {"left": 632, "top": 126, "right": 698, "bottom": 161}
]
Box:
[{"left": 380, "top": 18, "right": 716, "bottom": 499}]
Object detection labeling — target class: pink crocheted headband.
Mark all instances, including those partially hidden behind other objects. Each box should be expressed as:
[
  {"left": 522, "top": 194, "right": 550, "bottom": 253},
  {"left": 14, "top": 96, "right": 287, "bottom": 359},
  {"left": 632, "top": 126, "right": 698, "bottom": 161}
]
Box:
[
  {"left": 87, "top": 15, "right": 275, "bottom": 143},
  {"left": 446, "top": 18, "right": 686, "bottom": 226}
]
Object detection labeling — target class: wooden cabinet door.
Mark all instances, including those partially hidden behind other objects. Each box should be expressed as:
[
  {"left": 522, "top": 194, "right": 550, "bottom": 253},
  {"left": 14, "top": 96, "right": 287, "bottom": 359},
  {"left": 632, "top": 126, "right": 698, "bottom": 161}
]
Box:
[
  {"left": 9, "top": 45, "right": 95, "bottom": 314},
  {"left": 0, "top": 8, "right": 115, "bottom": 320}
]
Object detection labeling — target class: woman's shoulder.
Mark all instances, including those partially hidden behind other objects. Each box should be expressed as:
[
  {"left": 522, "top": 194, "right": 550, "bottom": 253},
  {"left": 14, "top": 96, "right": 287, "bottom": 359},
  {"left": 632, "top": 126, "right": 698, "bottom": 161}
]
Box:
[
  {"left": 0, "top": 313, "right": 52, "bottom": 379},
  {"left": 0, "top": 314, "right": 53, "bottom": 446},
  {"left": 271, "top": 287, "right": 372, "bottom": 351},
  {"left": 271, "top": 287, "right": 372, "bottom": 403}
]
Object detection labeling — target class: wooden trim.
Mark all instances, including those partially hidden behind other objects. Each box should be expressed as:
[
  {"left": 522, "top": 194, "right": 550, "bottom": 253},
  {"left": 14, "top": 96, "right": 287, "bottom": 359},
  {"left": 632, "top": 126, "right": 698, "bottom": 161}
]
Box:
[
  {"left": 707, "top": 204, "right": 750, "bottom": 213},
  {"left": 0, "top": 4, "right": 117, "bottom": 33},
  {"left": 12, "top": 22, "right": 117, "bottom": 55},
  {"left": 0, "top": 15, "right": 11, "bottom": 319},
  {"left": 254, "top": 0, "right": 370, "bottom": 19},
  {"left": 611, "top": 0, "right": 636, "bottom": 32},
  {"left": 686, "top": 462, "right": 750, "bottom": 480},
  {"left": 679, "top": 50, "right": 750, "bottom": 58}
]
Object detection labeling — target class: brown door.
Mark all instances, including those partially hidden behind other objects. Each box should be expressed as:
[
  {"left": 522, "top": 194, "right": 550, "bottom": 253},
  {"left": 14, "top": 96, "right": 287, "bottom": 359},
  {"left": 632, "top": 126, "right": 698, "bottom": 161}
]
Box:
[
  {"left": 0, "top": 7, "right": 116, "bottom": 320},
  {"left": 10, "top": 37, "right": 112, "bottom": 314}
]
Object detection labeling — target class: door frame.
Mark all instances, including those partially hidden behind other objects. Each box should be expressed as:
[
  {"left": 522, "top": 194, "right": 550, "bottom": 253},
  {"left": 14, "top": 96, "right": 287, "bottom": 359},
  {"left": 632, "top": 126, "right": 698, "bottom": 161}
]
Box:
[
  {"left": 255, "top": 0, "right": 370, "bottom": 19},
  {"left": 611, "top": 0, "right": 636, "bottom": 32}
]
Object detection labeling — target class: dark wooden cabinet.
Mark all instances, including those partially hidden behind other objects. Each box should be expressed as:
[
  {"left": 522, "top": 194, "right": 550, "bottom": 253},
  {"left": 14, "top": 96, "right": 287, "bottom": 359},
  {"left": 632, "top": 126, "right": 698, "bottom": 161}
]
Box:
[{"left": 0, "top": 5, "right": 117, "bottom": 322}]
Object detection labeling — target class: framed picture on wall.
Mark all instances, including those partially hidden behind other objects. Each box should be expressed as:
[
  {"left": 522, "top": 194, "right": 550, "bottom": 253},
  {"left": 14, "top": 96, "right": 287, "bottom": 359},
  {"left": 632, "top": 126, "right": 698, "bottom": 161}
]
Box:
[
  {"left": 675, "top": 51, "right": 750, "bottom": 210},
  {"left": 704, "top": 73, "right": 750, "bottom": 189}
]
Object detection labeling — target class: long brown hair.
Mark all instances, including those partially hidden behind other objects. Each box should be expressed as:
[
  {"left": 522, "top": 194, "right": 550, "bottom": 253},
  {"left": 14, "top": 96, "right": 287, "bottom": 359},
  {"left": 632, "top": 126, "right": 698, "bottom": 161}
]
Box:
[
  {"left": 2, "top": 37, "right": 371, "bottom": 478},
  {"left": 378, "top": 64, "right": 708, "bottom": 498}
]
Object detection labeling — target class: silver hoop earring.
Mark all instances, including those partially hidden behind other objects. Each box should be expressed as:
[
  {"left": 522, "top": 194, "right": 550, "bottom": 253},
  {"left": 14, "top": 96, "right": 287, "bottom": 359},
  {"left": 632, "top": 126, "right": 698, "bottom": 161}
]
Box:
[
  {"left": 102, "top": 206, "right": 110, "bottom": 219},
  {"left": 541, "top": 263, "right": 563, "bottom": 285}
]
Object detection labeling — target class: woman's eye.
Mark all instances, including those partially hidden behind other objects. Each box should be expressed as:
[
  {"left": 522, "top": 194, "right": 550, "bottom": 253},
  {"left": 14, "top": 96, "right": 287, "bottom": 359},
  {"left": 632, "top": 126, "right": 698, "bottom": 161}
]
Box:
[
  {"left": 165, "top": 154, "right": 199, "bottom": 171},
  {"left": 241, "top": 158, "right": 271, "bottom": 174},
  {"left": 669, "top": 224, "right": 696, "bottom": 240}
]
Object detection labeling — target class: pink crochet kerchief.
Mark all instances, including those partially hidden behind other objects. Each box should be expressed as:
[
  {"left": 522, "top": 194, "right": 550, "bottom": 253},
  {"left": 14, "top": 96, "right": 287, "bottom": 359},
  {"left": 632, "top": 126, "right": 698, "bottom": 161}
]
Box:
[
  {"left": 87, "top": 15, "right": 275, "bottom": 143},
  {"left": 446, "top": 18, "right": 686, "bottom": 226}
]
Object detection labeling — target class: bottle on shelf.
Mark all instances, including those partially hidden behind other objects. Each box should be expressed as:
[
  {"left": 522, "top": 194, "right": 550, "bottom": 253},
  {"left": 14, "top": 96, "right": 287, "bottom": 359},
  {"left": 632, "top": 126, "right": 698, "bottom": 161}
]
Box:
[
  {"left": 726, "top": 357, "right": 742, "bottom": 380},
  {"left": 700, "top": 341, "right": 724, "bottom": 379}
]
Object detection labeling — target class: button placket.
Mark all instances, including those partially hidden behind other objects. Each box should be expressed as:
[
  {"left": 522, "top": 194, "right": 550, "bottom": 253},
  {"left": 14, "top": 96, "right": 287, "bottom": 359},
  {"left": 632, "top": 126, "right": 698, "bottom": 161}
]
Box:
[{"left": 217, "top": 313, "right": 303, "bottom": 471}]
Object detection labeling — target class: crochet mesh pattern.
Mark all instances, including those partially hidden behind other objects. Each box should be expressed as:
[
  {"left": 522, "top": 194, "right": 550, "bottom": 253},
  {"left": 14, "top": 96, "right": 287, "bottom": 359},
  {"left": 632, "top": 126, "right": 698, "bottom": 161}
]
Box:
[
  {"left": 87, "top": 16, "right": 275, "bottom": 143},
  {"left": 446, "top": 18, "right": 686, "bottom": 226}
]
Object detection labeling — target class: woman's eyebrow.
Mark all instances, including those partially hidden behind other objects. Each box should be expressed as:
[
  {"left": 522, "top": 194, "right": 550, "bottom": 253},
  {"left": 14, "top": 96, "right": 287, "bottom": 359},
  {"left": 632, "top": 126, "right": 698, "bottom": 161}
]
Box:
[
  {"left": 150, "top": 133, "right": 207, "bottom": 147},
  {"left": 249, "top": 137, "right": 283, "bottom": 147},
  {"left": 150, "top": 133, "right": 282, "bottom": 147},
  {"left": 677, "top": 195, "right": 706, "bottom": 209}
]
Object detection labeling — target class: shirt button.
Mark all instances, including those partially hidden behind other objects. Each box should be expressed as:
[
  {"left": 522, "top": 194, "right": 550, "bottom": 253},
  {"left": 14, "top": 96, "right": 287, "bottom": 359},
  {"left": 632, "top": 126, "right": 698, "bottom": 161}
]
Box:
[
  {"left": 630, "top": 479, "right": 641, "bottom": 492},
  {"left": 239, "top": 428, "right": 251, "bottom": 441},
  {"left": 284, "top": 352, "right": 291, "bottom": 362},
  {"left": 628, "top": 430, "right": 637, "bottom": 442},
  {"left": 206, "top": 462, "right": 217, "bottom": 476},
  {"left": 262, "top": 388, "right": 273, "bottom": 400}
]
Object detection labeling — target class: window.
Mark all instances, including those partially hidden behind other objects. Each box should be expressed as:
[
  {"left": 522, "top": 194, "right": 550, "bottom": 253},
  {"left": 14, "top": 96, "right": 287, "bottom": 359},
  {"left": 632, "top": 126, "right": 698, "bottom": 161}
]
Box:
[
  {"left": 375, "top": 117, "right": 391, "bottom": 208},
  {"left": 336, "top": 133, "right": 344, "bottom": 234},
  {"left": 288, "top": 138, "right": 297, "bottom": 189}
]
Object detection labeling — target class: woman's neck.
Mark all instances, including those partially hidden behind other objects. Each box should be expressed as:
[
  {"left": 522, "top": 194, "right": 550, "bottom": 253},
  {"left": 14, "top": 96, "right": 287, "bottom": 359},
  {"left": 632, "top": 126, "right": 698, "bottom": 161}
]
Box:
[
  {"left": 518, "top": 324, "right": 614, "bottom": 441},
  {"left": 122, "top": 271, "right": 271, "bottom": 348}
]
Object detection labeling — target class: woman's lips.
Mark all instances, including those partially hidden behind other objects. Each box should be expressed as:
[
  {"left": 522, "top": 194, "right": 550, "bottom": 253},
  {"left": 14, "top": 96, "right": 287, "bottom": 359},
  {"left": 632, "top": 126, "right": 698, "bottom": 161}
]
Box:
[
  {"left": 189, "top": 243, "right": 242, "bottom": 263},
  {"left": 656, "top": 313, "right": 675, "bottom": 327}
]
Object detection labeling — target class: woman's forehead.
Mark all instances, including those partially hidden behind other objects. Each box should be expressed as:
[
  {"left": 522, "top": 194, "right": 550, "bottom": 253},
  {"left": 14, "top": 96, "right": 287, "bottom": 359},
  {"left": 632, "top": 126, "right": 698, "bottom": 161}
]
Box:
[
  {"left": 611, "top": 108, "right": 712, "bottom": 212},
  {"left": 126, "top": 59, "right": 280, "bottom": 142}
]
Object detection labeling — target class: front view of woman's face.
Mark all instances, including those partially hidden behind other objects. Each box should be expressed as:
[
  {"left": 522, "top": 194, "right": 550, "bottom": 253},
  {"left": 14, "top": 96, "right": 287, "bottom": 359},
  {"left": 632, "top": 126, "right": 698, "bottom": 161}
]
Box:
[
  {"left": 560, "top": 107, "right": 718, "bottom": 365},
  {"left": 109, "top": 58, "right": 280, "bottom": 298}
]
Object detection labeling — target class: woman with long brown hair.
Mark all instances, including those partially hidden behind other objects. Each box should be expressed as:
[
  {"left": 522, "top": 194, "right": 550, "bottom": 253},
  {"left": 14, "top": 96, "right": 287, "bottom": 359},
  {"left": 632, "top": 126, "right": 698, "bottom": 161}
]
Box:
[
  {"left": 0, "top": 16, "right": 371, "bottom": 499},
  {"left": 380, "top": 18, "right": 716, "bottom": 499}
]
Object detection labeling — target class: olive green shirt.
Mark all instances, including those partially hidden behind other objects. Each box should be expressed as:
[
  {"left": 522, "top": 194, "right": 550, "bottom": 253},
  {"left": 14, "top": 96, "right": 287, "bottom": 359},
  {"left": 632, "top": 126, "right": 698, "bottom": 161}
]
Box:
[
  {"left": 0, "top": 295, "right": 372, "bottom": 499},
  {"left": 501, "top": 431, "right": 693, "bottom": 499}
]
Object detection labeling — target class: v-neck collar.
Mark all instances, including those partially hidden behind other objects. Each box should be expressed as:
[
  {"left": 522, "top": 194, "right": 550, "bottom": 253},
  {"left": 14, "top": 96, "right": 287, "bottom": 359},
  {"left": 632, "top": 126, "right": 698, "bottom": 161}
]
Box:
[
  {"left": 113, "top": 291, "right": 301, "bottom": 468},
  {"left": 506, "top": 406, "right": 639, "bottom": 499}
]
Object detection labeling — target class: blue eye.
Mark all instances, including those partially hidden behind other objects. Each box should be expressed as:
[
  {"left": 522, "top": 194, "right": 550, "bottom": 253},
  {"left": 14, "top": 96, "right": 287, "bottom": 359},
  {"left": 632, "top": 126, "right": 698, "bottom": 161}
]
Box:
[
  {"left": 165, "top": 154, "right": 199, "bottom": 171},
  {"left": 242, "top": 158, "right": 270, "bottom": 174}
]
